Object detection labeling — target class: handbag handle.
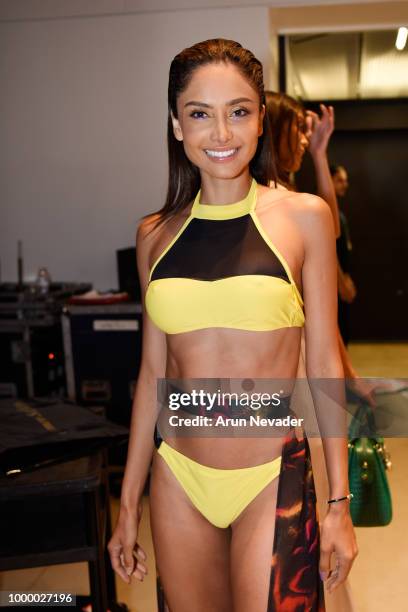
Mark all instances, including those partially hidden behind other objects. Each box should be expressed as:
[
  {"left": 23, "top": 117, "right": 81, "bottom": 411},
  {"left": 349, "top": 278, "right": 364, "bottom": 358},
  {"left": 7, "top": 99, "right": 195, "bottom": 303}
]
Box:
[{"left": 348, "top": 401, "right": 378, "bottom": 440}]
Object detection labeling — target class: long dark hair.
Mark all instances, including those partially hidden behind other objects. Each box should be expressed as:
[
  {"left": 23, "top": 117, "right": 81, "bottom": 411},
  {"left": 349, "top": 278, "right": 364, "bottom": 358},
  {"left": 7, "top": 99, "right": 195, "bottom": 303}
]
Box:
[
  {"left": 148, "top": 39, "right": 276, "bottom": 229},
  {"left": 264, "top": 91, "right": 305, "bottom": 188}
]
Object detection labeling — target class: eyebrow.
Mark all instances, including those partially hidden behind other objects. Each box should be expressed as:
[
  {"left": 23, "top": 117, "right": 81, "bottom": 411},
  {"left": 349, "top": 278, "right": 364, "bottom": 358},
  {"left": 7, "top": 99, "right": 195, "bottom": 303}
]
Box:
[{"left": 184, "top": 97, "right": 255, "bottom": 108}]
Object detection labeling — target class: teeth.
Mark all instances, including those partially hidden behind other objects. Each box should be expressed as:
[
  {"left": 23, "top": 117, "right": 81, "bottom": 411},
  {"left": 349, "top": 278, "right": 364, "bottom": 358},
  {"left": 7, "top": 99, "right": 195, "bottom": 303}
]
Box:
[{"left": 205, "top": 149, "right": 237, "bottom": 158}]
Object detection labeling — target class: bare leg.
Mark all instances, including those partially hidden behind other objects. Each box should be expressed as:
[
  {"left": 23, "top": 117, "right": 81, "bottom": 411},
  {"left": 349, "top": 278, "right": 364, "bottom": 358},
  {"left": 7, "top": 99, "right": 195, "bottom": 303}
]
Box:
[
  {"left": 229, "top": 472, "right": 280, "bottom": 612},
  {"left": 150, "top": 451, "right": 233, "bottom": 612}
]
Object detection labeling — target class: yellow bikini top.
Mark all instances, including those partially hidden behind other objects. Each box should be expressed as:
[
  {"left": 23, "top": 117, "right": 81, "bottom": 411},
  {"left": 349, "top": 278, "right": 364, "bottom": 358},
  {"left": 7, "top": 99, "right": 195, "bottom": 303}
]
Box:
[{"left": 145, "top": 178, "right": 304, "bottom": 334}]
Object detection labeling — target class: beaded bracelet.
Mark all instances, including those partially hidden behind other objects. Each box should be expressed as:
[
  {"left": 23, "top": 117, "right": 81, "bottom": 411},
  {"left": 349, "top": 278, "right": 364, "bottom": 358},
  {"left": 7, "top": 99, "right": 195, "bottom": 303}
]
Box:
[{"left": 327, "top": 493, "right": 354, "bottom": 504}]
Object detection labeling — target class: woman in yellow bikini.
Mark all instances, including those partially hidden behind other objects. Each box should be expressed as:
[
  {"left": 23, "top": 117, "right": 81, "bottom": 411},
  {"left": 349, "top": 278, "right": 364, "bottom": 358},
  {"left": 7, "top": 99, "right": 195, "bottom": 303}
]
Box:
[{"left": 108, "top": 39, "right": 358, "bottom": 611}]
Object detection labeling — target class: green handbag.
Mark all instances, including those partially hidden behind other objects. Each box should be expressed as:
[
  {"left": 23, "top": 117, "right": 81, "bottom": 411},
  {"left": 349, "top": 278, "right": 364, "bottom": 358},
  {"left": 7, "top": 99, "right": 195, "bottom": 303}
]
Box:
[{"left": 348, "top": 402, "right": 392, "bottom": 526}]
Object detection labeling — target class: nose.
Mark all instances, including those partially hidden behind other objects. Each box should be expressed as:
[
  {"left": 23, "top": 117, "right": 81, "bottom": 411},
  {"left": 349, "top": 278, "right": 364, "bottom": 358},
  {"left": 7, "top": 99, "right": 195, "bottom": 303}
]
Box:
[
  {"left": 211, "top": 114, "right": 232, "bottom": 144},
  {"left": 300, "top": 132, "right": 309, "bottom": 149}
]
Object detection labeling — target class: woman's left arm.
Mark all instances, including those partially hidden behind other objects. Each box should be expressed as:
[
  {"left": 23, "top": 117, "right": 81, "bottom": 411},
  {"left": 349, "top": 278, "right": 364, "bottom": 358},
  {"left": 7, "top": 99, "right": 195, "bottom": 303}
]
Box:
[{"left": 300, "top": 195, "right": 358, "bottom": 594}]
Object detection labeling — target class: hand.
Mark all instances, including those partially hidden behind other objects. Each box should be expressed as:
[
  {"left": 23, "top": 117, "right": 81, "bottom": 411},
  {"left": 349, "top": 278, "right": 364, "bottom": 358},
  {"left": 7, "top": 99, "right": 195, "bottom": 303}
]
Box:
[
  {"left": 339, "top": 274, "right": 356, "bottom": 303},
  {"left": 346, "top": 377, "right": 391, "bottom": 408},
  {"left": 319, "top": 505, "right": 358, "bottom": 594},
  {"left": 348, "top": 377, "right": 376, "bottom": 407},
  {"left": 108, "top": 502, "right": 148, "bottom": 584},
  {"left": 306, "top": 104, "right": 335, "bottom": 157}
]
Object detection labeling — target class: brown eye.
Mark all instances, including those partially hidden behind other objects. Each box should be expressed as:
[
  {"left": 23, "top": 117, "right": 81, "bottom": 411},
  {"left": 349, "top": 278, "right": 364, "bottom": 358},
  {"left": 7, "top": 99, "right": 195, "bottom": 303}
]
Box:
[
  {"left": 190, "top": 111, "right": 208, "bottom": 119},
  {"left": 232, "top": 108, "right": 249, "bottom": 118}
]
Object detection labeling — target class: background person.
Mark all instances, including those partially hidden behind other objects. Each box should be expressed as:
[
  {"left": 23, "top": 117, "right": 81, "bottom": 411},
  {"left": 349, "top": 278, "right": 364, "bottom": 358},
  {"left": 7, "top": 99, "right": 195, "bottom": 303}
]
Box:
[
  {"left": 330, "top": 164, "right": 356, "bottom": 346},
  {"left": 265, "top": 92, "right": 376, "bottom": 406},
  {"left": 265, "top": 92, "right": 340, "bottom": 238}
]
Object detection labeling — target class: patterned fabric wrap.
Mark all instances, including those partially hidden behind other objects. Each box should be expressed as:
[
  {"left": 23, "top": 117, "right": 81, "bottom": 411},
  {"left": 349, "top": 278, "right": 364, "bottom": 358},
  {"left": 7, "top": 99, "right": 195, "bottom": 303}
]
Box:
[{"left": 268, "top": 432, "right": 325, "bottom": 612}]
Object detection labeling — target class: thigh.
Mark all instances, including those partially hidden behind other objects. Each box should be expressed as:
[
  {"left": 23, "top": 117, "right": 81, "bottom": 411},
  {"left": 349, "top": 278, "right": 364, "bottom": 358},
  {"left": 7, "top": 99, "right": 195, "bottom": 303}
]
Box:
[
  {"left": 230, "top": 473, "right": 280, "bottom": 612},
  {"left": 149, "top": 450, "right": 232, "bottom": 612}
]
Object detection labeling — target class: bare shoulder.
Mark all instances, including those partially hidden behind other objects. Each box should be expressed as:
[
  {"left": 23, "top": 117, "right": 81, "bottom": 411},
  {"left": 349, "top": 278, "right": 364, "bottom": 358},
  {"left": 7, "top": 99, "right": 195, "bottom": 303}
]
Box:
[
  {"left": 136, "top": 207, "right": 192, "bottom": 268},
  {"left": 259, "top": 185, "right": 326, "bottom": 215},
  {"left": 289, "top": 193, "right": 336, "bottom": 248},
  {"left": 262, "top": 186, "right": 332, "bottom": 228},
  {"left": 292, "top": 193, "right": 335, "bottom": 237},
  {"left": 135, "top": 214, "right": 163, "bottom": 277},
  {"left": 136, "top": 211, "right": 170, "bottom": 255},
  {"left": 136, "top": 213, "right": 161, "bottom": 243},
  {"left": 290, "top": 192, "right": 332, "bottom": 220}
]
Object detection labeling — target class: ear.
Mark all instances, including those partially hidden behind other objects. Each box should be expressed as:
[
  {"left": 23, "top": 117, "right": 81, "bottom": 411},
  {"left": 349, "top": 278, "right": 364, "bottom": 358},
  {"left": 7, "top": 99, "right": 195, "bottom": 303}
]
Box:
[
  {"left": 170, "top": 110, "right": 183, "bottom": 142},
  {"left": 258, "top": 104, "right": 265, "bottom": 137}
]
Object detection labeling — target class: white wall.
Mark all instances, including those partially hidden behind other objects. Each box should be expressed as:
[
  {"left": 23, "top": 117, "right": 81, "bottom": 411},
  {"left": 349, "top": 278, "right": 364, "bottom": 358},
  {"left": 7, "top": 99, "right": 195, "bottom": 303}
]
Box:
[
  {"left": 0, "top": 7, "right": 270, "bottom": 289},
  {"left": 0, "top": 0, "right": 392, "bottom": 21}
]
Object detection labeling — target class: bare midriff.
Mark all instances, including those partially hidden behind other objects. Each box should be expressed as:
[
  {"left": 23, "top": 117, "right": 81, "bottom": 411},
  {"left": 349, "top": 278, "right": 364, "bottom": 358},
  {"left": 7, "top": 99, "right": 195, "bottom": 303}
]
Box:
[{"left": 161, "top": 325, "right": 302, "bottom": 469}]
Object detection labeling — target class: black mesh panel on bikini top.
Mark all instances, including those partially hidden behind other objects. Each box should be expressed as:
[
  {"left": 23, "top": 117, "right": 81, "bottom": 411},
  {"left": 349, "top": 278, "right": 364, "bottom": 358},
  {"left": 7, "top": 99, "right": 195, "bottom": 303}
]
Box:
[{"left": 151, "top": 214, "right": 290, "bottom": 283}]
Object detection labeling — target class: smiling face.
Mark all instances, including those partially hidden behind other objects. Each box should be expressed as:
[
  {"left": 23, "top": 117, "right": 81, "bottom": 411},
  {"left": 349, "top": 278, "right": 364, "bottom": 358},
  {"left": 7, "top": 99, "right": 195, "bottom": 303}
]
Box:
[{"left": 171, "top": 62, "right": 265, "bottom": 182}]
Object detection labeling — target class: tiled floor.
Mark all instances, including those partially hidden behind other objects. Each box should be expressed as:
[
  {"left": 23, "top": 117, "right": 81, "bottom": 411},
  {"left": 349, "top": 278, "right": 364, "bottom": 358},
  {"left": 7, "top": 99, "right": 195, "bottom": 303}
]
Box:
[{"left": 1, "top": 343, "right": 407, "bottom": 611}]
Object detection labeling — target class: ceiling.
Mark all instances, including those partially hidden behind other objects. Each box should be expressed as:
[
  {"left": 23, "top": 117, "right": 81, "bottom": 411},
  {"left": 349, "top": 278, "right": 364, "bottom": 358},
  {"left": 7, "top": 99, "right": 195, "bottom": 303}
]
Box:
[
  {"left": 0, "top": 0, "right": 398, "bottom": 20},
  {"left": 287, "top": 30, "right": 408, "bottom": 99}
]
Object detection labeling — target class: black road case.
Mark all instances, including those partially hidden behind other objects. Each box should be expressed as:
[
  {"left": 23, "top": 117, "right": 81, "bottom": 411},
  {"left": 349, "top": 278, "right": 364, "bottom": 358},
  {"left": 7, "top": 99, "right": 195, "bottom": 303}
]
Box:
[{"left": 61, "top": 303, "right": 142, "bottom": 428}]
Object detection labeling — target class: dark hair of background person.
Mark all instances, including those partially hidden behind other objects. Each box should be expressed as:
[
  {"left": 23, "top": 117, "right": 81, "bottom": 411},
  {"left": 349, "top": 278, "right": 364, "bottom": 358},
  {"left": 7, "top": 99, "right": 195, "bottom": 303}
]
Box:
[
  {"left": 146, "top": 38, "right": 277, "bottom": 230},
  {"left": 264, "top": 91, "right": 305, "bottom": 188},
  {"left": 329, "top": 164, "right": 345, "bottom": 176}
]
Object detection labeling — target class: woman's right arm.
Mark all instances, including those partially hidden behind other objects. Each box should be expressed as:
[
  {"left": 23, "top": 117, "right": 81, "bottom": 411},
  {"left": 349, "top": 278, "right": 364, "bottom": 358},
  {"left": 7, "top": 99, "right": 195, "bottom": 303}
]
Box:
[
  {"left": 108, "top": 216, "right": 167, "bottom": 583},
  {"left": 306, "top": 104, "right": 341, "bottom": 239}
]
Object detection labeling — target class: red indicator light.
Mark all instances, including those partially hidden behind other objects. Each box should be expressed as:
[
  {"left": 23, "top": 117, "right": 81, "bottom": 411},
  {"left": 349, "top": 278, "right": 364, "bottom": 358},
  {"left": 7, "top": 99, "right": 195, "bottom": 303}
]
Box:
[{"left": 48, "top": 353, "right": 55, "bottom": 360}]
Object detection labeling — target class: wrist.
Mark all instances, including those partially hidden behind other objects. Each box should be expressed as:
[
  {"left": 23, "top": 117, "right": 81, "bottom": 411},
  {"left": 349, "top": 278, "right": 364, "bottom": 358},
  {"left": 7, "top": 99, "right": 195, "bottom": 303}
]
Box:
[
  {"left": 310, "top": 149, "right": 327, "bottom": 163},
  {"left": 120, "top": 488, "right": 143, "bottom": 512},
  {"left": 328, "top": 492, "right": 353, "bottom": 503},
  {"left": 327, "top": 492, "right": 353, "bottom": 514},
  {"left": 327, "top": 500, "right": 352, "bottom": 516}
]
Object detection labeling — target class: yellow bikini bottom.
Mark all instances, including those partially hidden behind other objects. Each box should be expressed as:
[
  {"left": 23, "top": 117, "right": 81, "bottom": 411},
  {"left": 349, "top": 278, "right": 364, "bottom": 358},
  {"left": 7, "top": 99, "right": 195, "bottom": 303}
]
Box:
[{"left": 157, "top": 441, "right": 282, "bottom": 529}]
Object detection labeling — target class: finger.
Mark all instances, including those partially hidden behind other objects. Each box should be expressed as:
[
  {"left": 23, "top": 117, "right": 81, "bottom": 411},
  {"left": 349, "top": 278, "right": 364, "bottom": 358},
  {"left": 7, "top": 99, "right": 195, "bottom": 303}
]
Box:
[
  {"left": 122, "top": 546, "right": 135, "bottom": 577},
  {"left": 328, "top": 106, "right": 335, "bottom": 128},
  {"left": 306, "top": 110, "right": 319, "bottom": 122},
  {"left": 328, "top": 550, "right": 357, "bottom": 591},
  {"left": 132, "top": 560, "right": 148, "bottom": 581},
  {"left": 327, "top": 561, "right": 340, "bottom": 583},
  {"left": 109, "top": 550, "right": 130, "bottom": 584},
  {"left": 326, "top": 559, "right": 351, "bottom": 593},
  {"left": 318, "top": 104, "right": 333, "bottom": 132},
  {"left": 363, "top": 389, "right": 377, "bottom": 408},
  {"left": 305, "top": 115, "right": 313, "bottom": 135},
  {"left": 134, "top": 543, "right": 147, "bottom": 561},
  {"left": 358, "top": 384, "right": 377, "bottom": 407},
  {"left": 132, "top": 569, "right": 146, "bottom": 581},
  {"left": 320, "top": 103, "right": 329, "bottom": 117},
  {"left": 134, "top": 559, "right": 148, "bottom": 575},
  {"left": 133, "top": 549, "right": 148, "bottom": 573},
  {"left": 319, "top": 546, "right": 332, "bottom": 581}
]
